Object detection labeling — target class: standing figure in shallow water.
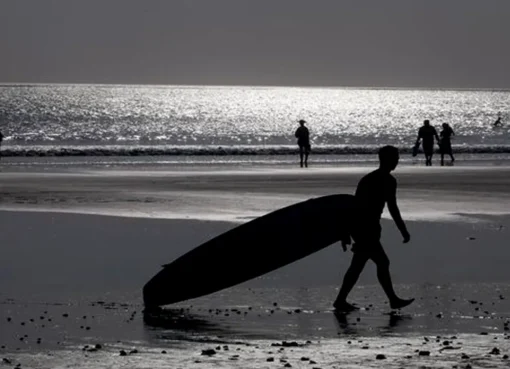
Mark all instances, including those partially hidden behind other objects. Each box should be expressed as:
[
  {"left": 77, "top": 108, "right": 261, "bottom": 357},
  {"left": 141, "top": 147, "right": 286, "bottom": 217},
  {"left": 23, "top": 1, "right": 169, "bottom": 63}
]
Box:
[
  {"left": 0, "top": 131, "right": 3, "bottom": 160},
  {"left": 493, "top": 116, "right": 503, "bottom": 127},
  {"left": 334, "top": 145, "right": 414, "bottom": 312},
  {"left": 439, "top": 123, "right": 455, "bottom": 166},
  {"left": 416, "top": 120, "right": 439, "bottom": 166},
  {"left": 295, "top": 119, "right": 311, "bottom": 168}
]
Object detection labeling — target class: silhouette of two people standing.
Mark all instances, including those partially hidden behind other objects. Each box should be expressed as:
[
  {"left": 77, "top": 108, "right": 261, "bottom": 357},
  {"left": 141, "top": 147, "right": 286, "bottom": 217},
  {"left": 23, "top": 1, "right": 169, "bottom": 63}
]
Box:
[
  {"left": 416, "top": 120, "right": 439, "bottom": 166},
  {"left": 334, "top": 145, "right": 414, "bottom": 312},
  {"left": 295, "top": 119, "right": 311, "bottom": 168}
]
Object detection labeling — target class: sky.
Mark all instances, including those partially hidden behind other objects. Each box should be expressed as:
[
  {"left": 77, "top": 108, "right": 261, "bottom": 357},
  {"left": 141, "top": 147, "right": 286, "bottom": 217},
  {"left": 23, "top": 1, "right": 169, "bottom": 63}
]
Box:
[{"left": 1, "top": 0, "right": 509, "bottom": 88}]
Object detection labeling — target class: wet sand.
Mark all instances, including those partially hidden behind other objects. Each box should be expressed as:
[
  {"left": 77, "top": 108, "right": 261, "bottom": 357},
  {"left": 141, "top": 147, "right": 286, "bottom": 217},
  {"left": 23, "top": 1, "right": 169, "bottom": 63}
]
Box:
[
  {"left": 1, "top": 165, "right": 510, "bottom": 222},
  {"left": 1, "top": 164, "right": 510, "bottom": 367}
]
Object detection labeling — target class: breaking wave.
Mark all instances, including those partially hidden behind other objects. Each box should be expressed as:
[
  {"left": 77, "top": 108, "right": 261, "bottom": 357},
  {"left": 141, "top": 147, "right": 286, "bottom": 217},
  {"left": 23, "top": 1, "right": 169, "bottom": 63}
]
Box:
[{"left": 2, "top": 144, "right": 510, "bottom": 157}]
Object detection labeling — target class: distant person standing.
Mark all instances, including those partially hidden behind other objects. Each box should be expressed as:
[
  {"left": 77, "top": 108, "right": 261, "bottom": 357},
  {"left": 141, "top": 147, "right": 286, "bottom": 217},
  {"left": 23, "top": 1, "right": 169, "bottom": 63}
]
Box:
[
  {"left": 416, "top": 120, "right": 439, "bottom": 166},
  {"left": 439, "top": 123, "right": 455, "bottom": 166},
  {"left": 0, "top": 131, "right": 3, "bottom": 160},
  {"left": 295, "top": 119, "right": 311, "bottom": 168},
  {"left": 494, "top": 116, "right": 503, "bottom": 127}
]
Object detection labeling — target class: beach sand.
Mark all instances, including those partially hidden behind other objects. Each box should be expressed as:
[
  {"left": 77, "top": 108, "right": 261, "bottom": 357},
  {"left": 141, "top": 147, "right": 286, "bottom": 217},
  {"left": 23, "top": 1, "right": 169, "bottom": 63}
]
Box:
[{"left": 1, "top": 163, "right": 510, "bottom": 368}]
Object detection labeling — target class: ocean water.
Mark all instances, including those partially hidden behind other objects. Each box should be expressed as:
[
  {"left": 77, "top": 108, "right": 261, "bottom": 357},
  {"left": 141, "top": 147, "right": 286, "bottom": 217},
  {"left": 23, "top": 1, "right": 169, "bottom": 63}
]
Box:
[{"left": 0, "top": 84, "right": 509, "bottom": 158}]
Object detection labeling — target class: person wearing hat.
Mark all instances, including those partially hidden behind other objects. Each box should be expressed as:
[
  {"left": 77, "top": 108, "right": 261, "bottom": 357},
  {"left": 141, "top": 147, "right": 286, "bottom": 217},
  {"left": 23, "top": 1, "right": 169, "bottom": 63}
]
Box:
[{"left": 295, "top": 119, "right": 311, "bottom": 168}]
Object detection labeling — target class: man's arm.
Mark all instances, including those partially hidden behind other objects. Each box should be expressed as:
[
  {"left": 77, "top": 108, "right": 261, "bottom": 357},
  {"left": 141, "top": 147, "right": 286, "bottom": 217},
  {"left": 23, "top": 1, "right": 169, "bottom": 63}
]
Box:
[
  {"left": 387, "top": 181, "right": 410, "bottom": 243},
  {"left": 433, "top": 128, "right": 440, "bottom": 142},
  {"left": 416, "top": 128, "right": 422, "bottom": 144}
]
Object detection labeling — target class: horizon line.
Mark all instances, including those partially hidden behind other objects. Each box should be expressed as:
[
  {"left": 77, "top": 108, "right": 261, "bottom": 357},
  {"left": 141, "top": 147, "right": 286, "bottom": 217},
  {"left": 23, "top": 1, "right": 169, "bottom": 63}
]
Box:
[{"left": 1, "top": 82, "right": 510, "bottom": 92}]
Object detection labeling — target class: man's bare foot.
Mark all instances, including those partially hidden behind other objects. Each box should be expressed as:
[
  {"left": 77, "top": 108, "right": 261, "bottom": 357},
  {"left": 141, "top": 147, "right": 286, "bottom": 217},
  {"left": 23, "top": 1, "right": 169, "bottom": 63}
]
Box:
[
  {"left": 333, "top": 301, "right": 359, "bottom": 312},
  {"left": 390, "top": 298, "right": 415, "bottom": 310}
]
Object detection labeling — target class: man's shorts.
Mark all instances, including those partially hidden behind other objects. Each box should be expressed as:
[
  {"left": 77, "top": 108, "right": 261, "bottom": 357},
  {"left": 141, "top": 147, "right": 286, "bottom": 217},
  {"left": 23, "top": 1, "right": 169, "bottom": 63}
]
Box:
[
  {"left": 350, "top": 223, "right": 388, "bottom": 261},
  {"left": 298, "top": 143, "right": 311, "bottom": 153},
  {"left": 423, "top": 143, "right": 434, "bottom": 156}
]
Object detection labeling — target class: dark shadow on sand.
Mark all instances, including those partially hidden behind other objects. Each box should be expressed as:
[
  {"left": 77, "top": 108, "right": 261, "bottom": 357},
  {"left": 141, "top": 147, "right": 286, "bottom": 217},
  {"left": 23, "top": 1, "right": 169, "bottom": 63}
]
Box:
[
  {"left": 142, "top": 308, "right": 237, "bottom": 343},
  {"left": 333, "top": 310, "right": 413, "bottom": 336}
]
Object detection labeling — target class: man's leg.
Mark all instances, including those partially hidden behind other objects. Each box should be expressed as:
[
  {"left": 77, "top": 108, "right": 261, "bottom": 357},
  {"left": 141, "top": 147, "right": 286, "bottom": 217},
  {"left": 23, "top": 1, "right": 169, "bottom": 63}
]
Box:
[
  {"left": 304, "top": 147, "right": 309, "bottom": 168},
  {"left": 299, "top": 146, "right": 304, "bottom": 167},
  {"left": 334, "top": 251, "right": 369, "bottom": 310},
  {"left": 424, "top": 145, "right": 433, "bottom": 166},
  {"left": 371, "top": 244, "right": 414, "bottom": 309},
  {"left": 371, "top": 244, "right": 397, "bottom": 301}
]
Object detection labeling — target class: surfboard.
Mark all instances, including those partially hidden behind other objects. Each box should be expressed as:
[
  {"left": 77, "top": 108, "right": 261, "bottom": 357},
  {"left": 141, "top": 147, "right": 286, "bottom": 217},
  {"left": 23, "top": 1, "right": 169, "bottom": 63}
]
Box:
[{"left": 143, "top": 194, "right": 356, "bottom": 307}]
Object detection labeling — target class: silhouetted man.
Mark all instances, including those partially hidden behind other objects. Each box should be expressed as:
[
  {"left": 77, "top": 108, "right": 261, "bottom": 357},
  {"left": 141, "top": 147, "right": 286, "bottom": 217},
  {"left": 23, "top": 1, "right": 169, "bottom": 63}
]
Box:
[
  {"left": 334, "top": 145, "right": 414, "bottom": 312},
  {"left": 416, "top": 120, "right": 439, "bottom": 166},
  {"left": 295, "top": 119, "right": 310, "bottom": 168},
  {"left": 494, "top": 116, "right": 502, "bottom": 127}
]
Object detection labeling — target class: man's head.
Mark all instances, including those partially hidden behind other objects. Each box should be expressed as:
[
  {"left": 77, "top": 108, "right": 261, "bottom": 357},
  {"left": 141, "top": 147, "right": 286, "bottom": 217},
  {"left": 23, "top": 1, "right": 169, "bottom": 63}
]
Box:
[
  {"left": 424, "top": 119, "right": 430, "bottom": 127},
  {"left": 298, "top": 119, "right": 306, "bottom": 126},
  {"left": 378, "top": 145, "right": 399, "bottom": 172}
]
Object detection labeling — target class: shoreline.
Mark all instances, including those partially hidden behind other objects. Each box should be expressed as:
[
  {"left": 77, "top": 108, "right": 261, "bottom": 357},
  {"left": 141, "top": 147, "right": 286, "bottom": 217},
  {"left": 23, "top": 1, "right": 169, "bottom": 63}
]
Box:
[{"left": 2, "top": 152, "right": 510, "bottom": 168}]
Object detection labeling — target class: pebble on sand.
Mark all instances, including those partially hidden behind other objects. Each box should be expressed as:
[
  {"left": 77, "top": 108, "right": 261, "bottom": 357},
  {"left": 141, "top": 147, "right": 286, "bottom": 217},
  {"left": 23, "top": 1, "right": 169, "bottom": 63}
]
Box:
[
  {"left": 201, "top": 349, "right": 216, "bottom": 356},
  {"left": 418, "top": 351, "right": 431, "bottom": 356},
  {"left": 119, "top": 350, "right": 127, "bottom": 356},
  {"left": 375, "top": 354, "right": 386, "bottom": 360},
  {"left": 490, "top": 347, "right": 500, "bottom": 355}
]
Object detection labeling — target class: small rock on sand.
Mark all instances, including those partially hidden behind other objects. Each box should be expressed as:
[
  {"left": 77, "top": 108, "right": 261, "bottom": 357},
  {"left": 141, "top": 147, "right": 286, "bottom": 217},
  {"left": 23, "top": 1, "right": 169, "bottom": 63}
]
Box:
[
  {"left": 201, "top": 349, "right": 216, "bottom": 356},
  {"left": 376, "top": 354, "right": 386, "bottom": 360}
]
